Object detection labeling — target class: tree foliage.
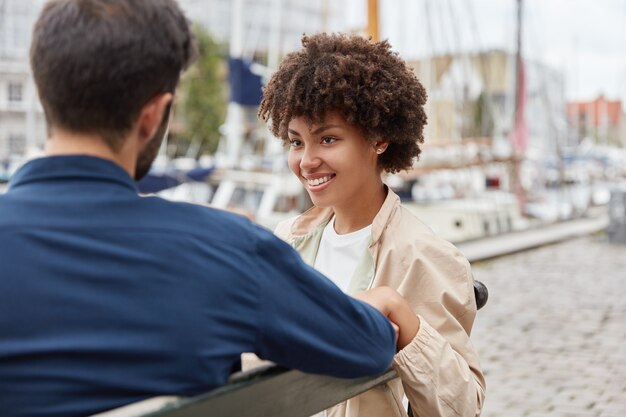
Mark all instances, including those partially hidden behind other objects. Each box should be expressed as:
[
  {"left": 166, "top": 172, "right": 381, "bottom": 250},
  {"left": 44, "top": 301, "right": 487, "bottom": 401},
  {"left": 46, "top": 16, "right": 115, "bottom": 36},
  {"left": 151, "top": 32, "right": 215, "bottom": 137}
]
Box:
[{"left": 178, "top": 26, "right": 227, "bottom": 156}]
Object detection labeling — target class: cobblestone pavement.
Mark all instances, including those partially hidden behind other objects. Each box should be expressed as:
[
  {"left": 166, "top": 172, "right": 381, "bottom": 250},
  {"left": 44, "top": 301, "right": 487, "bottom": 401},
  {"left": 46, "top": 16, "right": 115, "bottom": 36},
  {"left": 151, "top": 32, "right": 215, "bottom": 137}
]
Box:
[{"left": 470, "top": 234, "right": 626, "bottom": 417}]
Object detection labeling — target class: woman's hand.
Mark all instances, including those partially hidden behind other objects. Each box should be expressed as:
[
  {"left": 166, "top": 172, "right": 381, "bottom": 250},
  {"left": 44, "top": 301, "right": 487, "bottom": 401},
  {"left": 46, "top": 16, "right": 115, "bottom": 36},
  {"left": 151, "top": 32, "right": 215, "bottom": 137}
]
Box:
[{"left": 353, "top": 287, "right": 420, "bottom": 351}]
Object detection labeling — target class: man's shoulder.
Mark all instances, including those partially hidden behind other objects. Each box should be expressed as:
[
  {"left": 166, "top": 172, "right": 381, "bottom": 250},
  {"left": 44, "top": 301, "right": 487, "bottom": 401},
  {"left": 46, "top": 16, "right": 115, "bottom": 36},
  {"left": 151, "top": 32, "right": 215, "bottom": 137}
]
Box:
[
  {"left": 138, "top": 196, "right": 266, "bottom": 242},
  {"left": 142, "top": 196, "right": 242, "bottom": 221}
]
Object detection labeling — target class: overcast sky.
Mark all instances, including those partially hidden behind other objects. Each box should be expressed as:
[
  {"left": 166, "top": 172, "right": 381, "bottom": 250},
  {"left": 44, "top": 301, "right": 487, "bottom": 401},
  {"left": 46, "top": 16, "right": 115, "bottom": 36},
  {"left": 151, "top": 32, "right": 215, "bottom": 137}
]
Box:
[{"left": 343, "top": 0, "right": 626, "bottom": 104}]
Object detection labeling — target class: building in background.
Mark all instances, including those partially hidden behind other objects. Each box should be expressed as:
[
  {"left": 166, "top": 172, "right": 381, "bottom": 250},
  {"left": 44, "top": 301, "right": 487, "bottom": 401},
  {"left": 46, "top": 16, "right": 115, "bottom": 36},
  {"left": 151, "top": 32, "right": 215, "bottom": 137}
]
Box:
[
  {"left": 0, "top": 0, "right": 47, "bottom": 160},
  {"left": 407, "top": 50, "right": 566, "bottom": 160},
  {"left": 567, "top": 96, "right": 626, "bottom": 148}
]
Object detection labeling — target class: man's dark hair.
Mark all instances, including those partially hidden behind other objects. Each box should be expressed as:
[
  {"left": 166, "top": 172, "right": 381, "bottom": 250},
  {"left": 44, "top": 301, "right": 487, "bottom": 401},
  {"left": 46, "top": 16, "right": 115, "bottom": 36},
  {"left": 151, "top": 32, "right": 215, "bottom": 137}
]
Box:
[
  {"left": 30, "top": 0, "right": 196, "bottom": 151},
  {"left": 258, "top": 33, "right": 428, "bottom": 173}
]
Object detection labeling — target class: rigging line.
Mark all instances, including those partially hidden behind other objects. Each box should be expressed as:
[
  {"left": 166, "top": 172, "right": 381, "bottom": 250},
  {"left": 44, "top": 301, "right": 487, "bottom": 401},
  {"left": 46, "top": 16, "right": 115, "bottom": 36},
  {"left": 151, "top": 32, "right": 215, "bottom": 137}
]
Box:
[
  {"left": 524, "top": 0, "right": 549, "bottom": 65},
  {"left": 524, "top": 2, "right": 567, "bottom": 148},
  {"left": 431, "top": 3, "right": 476, "bottom": 209},
  {"left": 320, "top": 0, "right": 329, "bottom": 33},
  {"left": 447, "top": 0, "right": 474, "bottom": 139},
  {"left": 439, "top": 0, "right": 463, "bottom": 107},
  {"left": 445, "top": 0, "right": 463, "bottom": 55},
  {"left": 434, "top": 0, "right": 452, "bottom": 56},
  {"left": 422, "top": 0, "right": 438, "bottom": 54},
  {"left": 242, "top": 0, "right": 264, "bottom": 61},
  {"left": 619, "top": 1, "right": 626, "bottom": 104},
  {"left": 397, "top": 0, "right": 407, "bottom": 55},
  {"left": 458, "top": 1, "right": 510, "bottom": 214},
  {"left": 461, "top": 0, "right": 483, "bottom": 53},
  {"left": 538, "top": 67, "right": 573, "bottom": 210},
  {"left": 521, "top": 2, "right": 575, "bottom": 213},
  {"left": 420, "top": 0, "right": 438, "bottom": 148},
  {"left": 462, "top": 0, "right": 497, "bottom": 138},
  {"left": 421, "top": 0, "right": 438, "bottom": 90},
  {"left": 446, "top": 1, "right": 470, "bottom": 142},
  {"left": 431, "top": 0, "right": 463, "bottom": 141}
]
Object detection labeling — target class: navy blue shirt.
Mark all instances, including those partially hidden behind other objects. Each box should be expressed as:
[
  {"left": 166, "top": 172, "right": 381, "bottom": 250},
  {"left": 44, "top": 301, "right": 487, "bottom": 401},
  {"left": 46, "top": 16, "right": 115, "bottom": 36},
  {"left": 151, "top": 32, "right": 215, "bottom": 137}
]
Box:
[{"left": 0, "top": 156, "right": 395, "bottom": 417}]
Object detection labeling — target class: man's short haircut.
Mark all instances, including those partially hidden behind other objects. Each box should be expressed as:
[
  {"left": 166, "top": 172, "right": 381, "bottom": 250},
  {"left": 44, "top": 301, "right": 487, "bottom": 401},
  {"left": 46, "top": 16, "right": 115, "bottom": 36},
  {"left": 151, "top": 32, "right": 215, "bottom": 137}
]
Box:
[
  {"left": 30, "top": 0, "right": 196, "bottom": 150},
  {"left": 258, "top": 33, "right": 428, "bottom": 173}
]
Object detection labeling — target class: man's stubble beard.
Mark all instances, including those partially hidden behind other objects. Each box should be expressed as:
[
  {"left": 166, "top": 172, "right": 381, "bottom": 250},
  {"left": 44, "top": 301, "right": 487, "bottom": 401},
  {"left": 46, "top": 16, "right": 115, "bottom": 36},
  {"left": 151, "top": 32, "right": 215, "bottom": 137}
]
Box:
[{"left": 134, "top": 103, "right": 172, "bottom": 181}]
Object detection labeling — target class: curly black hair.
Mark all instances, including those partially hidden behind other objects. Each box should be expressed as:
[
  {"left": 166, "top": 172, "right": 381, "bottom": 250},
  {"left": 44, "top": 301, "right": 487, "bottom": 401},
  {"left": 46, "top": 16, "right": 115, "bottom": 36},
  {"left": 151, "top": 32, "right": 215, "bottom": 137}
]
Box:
[{"left": 258, "top": 33, "right": 427, "bottom": 173}]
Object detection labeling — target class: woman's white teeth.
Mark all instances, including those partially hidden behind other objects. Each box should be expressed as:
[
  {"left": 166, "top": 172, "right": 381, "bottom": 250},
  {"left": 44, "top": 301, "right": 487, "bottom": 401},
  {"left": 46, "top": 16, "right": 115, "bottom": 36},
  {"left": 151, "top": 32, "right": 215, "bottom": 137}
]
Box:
[{"left": 308, "top": 176, "right": 332, "bottom": 186}]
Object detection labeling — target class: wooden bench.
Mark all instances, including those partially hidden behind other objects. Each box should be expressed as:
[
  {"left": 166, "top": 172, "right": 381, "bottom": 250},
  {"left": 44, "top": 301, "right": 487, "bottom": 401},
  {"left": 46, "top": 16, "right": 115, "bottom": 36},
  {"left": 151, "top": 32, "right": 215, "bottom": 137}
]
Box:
[{"left": 93, "top": 281, "right": 488, "bottom": 417}]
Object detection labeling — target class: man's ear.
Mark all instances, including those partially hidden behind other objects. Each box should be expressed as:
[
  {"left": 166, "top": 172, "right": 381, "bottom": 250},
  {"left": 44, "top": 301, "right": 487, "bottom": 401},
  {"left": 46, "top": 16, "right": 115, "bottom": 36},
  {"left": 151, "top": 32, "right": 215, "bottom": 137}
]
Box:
[{"left": 136, "top": 93, "right": 174, "bottom": 145}]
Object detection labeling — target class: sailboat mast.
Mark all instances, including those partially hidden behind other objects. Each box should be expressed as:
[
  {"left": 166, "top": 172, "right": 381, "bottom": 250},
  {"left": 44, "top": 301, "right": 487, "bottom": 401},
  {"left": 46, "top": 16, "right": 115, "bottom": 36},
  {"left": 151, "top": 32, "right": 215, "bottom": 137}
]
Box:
[
  {"left": 222, "top": 0, "right": 245, "bottom": 169},
  {"left": 366, "top": 0, "right": 379, "bottom": 41},
  {"left": 513, "top": 0, "right": 522, "bottom": 118},
  {"left": 511, "top": 0, "right": 526, "bottom": 215}
]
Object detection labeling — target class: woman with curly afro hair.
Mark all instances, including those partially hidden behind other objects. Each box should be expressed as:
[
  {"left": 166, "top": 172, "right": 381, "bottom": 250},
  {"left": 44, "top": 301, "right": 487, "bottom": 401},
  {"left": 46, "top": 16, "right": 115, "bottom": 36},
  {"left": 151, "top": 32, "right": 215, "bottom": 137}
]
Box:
[{"left": 259, "top": 33, "right": 485, "bottom": 417}]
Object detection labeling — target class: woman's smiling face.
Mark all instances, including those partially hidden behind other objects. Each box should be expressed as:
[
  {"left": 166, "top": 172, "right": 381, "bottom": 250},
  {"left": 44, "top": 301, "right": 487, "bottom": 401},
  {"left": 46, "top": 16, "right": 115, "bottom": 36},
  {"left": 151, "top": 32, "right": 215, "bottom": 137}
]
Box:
[{"left": 287, "top": 111, "right": 383, "bottom": 210}]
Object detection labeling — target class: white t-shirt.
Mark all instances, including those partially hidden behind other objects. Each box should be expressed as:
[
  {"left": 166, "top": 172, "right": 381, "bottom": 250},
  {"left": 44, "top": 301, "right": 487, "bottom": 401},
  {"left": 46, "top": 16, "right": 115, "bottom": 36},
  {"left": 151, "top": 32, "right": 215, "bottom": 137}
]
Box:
[
  {"left": 312, "top": 217, "right": 372, "bottom": 417},
  {"left": 313, "top": 217, "right": 372, "bottom": 293}
]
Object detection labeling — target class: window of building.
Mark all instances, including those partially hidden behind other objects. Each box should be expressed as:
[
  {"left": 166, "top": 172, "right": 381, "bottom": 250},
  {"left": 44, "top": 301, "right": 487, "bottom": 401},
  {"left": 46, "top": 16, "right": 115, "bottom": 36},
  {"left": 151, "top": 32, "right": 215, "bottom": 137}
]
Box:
[{"left": 8, "top": 83, "right": 23, "bottom": 102}]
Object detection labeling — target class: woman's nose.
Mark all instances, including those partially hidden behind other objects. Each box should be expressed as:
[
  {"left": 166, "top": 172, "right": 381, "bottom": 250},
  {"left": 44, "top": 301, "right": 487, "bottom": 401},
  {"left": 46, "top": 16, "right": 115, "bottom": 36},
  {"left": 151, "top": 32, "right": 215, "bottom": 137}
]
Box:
[{"left": 300, "top": 146, "right": 322, "bottom": 170}]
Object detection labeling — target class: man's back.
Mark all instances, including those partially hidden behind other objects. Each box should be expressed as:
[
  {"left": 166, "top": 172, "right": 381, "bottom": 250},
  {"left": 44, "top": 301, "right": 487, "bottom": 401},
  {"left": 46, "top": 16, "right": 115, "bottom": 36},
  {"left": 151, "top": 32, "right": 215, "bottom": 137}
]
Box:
[{"left": 0, "top": 156, "right": 395, "bottom": 416}]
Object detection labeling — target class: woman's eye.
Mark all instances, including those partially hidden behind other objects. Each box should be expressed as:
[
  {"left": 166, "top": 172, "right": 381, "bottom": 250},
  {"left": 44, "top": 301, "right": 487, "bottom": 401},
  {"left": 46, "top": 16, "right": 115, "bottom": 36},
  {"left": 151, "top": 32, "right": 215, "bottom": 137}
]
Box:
[
  {"left": 289, "top": 139, "right": 302, "bottom": 148},
  {"left": 321, "top": 136, "right": 336, "bottom": 144}
]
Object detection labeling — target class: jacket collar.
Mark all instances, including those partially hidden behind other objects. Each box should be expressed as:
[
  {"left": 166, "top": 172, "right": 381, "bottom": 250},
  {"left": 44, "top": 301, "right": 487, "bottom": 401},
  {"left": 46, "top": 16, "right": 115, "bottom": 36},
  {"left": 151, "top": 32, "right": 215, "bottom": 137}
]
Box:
[
  {"left": 371, "top": 187, "right": 400, "bottom": 245},
  {"left": 289, "top": 186, "right": 401, "bottom": 244}
]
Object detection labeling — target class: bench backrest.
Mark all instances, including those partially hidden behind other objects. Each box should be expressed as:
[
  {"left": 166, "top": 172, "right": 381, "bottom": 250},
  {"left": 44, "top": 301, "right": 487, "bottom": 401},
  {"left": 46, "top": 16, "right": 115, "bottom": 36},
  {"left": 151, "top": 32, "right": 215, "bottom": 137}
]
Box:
[{"left": 92, "top": 365, "right": 398, "bottom": 417}]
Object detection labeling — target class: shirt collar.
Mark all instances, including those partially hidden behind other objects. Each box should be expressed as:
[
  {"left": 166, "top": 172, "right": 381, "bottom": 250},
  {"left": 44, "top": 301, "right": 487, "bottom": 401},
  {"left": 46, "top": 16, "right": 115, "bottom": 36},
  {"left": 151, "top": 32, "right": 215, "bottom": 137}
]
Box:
[{"left": 8, "top": 155, "right": 138, "bottom": 193}]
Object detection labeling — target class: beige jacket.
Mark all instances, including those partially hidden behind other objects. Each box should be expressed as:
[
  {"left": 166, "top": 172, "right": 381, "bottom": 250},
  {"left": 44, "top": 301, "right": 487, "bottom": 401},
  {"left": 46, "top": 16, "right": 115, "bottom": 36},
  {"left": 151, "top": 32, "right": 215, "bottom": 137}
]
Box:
[{"left": 274, "top": 189, "right": 486, "bottom": 417}]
